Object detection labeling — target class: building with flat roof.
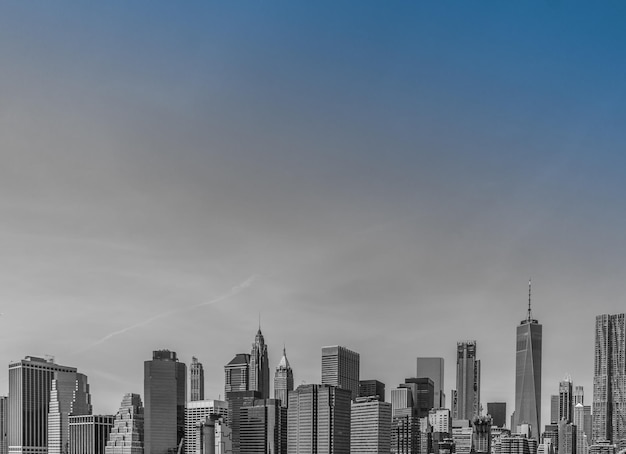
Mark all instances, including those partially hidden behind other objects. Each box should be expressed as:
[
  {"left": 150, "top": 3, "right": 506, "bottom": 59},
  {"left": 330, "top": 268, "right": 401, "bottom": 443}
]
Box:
[
  {"left": 69, "top": 415, "right": 114, "bottom": 454},
  {"left": 350, "top": 398, "right": 392, "bottom": 454},
  {"left": 184, "top": 400, "right": 228, "bottom": 454},
  {"left": 321, "top": 346, "right": 360, "bottom": 401},
  {"left": 359, "top": 380, "right": 385, "bottom": 402},
  {"left": 416, "top": 358, "right": 445, "bottom": 408}
]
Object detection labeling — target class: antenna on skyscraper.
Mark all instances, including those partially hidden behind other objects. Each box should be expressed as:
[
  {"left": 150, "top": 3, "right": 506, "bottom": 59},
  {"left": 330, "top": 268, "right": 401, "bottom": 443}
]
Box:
[{"left": 527, "top": 278, "right": 532, "bottom": 322}]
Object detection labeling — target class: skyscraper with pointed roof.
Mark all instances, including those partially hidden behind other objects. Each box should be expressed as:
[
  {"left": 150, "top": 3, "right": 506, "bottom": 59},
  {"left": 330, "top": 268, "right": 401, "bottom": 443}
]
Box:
[
  {"left": 250, "top": 327, "right": 270, "bottom": 399},
  {"left": 274, "top": 347, "right": 294, "bottom": 407},
  {"left": 513, "top": 280, "right": 542, "bottom": 440}
]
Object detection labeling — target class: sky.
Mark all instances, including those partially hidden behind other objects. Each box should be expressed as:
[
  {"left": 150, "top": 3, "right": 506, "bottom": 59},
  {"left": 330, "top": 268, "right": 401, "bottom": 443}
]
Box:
[{"left": 2, "top": 1, "right": 626, "bottom": 425}]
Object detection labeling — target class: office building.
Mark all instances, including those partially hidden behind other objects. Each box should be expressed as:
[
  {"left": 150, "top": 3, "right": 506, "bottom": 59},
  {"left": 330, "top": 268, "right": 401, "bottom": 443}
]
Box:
[
  {"left": 225, "top": 354, "right": 251, "bottom": 395},
  {"left": 0, "top": 396, "right": 7, "bottom": 454},
  {"left": 350, "top": 398, "right": 392, "bottom": 454},
  {"left": 560, "top": 379, "right": 573, "bottom": 423},
  {"left": 250, "top": 328, "right": 270, "bottom": 400},
  {"left": 574, "top": 387, "right": 584, "bottom": 407},
  {"left": 416, "top": 358, "right": 445, "bottom": 408},
  {"left": 473, "top": 416, "right": 493, "bottom": 454},
  {"left": 104, "top": 393, "right": 144, "bottom": 454},
  {"left": 559, "top": 421, "right": 577, "bottom": 454},
  {"left": 274, "top": 348, "right": 294, "bottom": 408},
  {"left": 190, "top": 357, "right": 205, "bottom": 402},
  {"left": 226, "top": 391, "right": 260, "bottom": 454},
  {"left": 574, "top": 404, "right": 588, "bottom": 454},
  {"left": 8, "top": 356, "right": 79, "bottom": 454},
  {"left": 500, "top": 435, "right": 538, "bottom": 454},
  {"left": 514, "top": 283, "right": 542, "bottom": 441},
  {"left": 49, "top": 372, "right": 92, "bottom": 454},
  {"left": 592, "top": 314, "right": 626, "bottom": 449},
  {"left": 184, "top": 400, "right": 228, "bottom": 454},
  {"left": 321, "top": 346, "right": 360, "bottom": 401},
  {"left": 452, "top": 420, "right": 473, "bottom": 454},
  {"left": 69, "top": 415, "right": 114, "bottom": 454},
  {"left": 196, "top": 415, "right": 232, "bottom": 454},
  {"left": 589, "top": 441, "right": 616, "bottom": 454},
  {"left": 240, "top": 399, "right": 286, "bottom": 454},
  {"left": 488, "top": 403, "right": 507, "bottom": 428},
  {"left": 550, "top": 397, "right": 559, "bottom": 425},
  {"left": 287, "top": 384, "right": 351, "bottom": 454},
  {"left": 429, "top": 408, "right": 451, "bottom": 436},
  {"left": 401, "top": 378, "right": 434, "bottom": 418},
  {"left": 453, "top": 341, "right": 481, "bottom": 420},
  {"left": 359, "top": 380, "right": 385, "bottom": 402},
  {"left": 144, "top": 350, "right": 186, "bottom": 454}
]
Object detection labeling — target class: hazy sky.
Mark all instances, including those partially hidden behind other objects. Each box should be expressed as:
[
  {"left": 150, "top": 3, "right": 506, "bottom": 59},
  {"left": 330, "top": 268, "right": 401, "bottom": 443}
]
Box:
[{"left": 2, "top": 1, "right": 626, "bottom": 424}]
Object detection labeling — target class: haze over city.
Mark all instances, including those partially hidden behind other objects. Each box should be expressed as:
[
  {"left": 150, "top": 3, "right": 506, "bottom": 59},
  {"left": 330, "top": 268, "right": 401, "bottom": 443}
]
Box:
[{"left": 2, "top": 1, "right": 626, "bottom": 423}]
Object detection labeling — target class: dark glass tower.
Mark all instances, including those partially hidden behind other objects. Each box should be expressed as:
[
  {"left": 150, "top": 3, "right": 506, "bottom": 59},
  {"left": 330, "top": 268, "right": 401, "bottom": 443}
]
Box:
[
  {"left": 453, "top": 341, "right": 480, "bottom": 420},
  {"left": 514, "top": 281, "right": 542, "bottom": 440},
  {"left": 250, "top": 328, "right": 270, "bottom": 399},
  {"left": 144, "top": 350, "right": 186, "bottom": 454}
]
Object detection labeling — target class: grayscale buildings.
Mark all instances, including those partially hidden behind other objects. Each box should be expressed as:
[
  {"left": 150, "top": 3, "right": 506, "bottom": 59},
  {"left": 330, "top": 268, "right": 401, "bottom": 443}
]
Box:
[
  {"left": 49, "top": 372, "right": 92, "bottom": 454},
  {"left": 287, "top": 384, "right": 351, "bottom": 454},
  {"left": 592, "top": 313, "right": 626, "bottom": 449},
  {"left": 350, "top": 398, "right": 392, "bottom": 454},
  {"left": 0, "top": 396, "right": 7, "bottom": 454},
  {"left": 190, "top": 357, "right": 205, "bottom": 402},
  {"left": 144, "top": 350, "right": 186, "bottom": 454},
  {"left": 250, "top": 328, "right": 270, "bottom": 400},
  {"left": 488, "top": 403, "right": 506, "bottom": 428},
  {"left": 104, "top": 393, "right": 144, "bottom": 454},
  {"left": 401, "top": 378, "right": 434, "bottom": 418},
  {"left": 416, "top": 358, "right": 445, "bottom": 408},
  {"left": 390, "top": 387, "right": 419, "bottom": 454},
  {"left": 225, "top": 391, "right": 260, "bottom": 454},
  {"left": 559, "top": 379, "right": 573, "bottom": 423},
  {"left": 321, "top": 346, "right": 360, "bottom": 401},
  {"left": 184, "top": 400, "right": 228, "bottom": 454},
  {"left": 359, "top": 380, "right": 385, "bottom": 402},
  {"left": 550, "top": 396, "right": 559, "bottom": 425},
  {"left": 225, "top": 354, "right": 251, "bottom": 395},
  {"left": 69, "top": 415, "right": 114, "bottom": 454},
  {"left": 514, "top": 283, "right": 542, "bottom": 441},
  {"left": 240, "top": 399, "right": 286, "bottom": 454},
  {"left": 453, "top": 341, "right": 481, "bottom": 420},
  {"left": 274, "top": 348, "right": 294, "bottom": 408},
  {"left": 8, "top": 356, "right": 80, "bottom": 454}
]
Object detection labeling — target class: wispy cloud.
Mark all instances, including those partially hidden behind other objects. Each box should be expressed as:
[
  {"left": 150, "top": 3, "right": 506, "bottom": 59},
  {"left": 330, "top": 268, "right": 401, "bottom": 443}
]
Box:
[{"left": 74, "top": 275, "right": 257, "bottom": 354}]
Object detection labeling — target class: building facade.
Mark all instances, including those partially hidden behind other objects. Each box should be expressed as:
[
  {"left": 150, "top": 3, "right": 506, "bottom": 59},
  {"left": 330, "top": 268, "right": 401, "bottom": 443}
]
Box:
[
  {"left": 416, "top": 358, "right": 445, "bottom": 409},
  {"left": 274, "top": 348, "right": 294, "bottom": 408},
  {"left": 48, "top": 372, "right": 92, "bottom": 454},
  {"left": 358, "top": 380, "right": 385, "bottom": 402},
  {"left": 350, "top": 398, "right": 392, "bottom": 454},
  {"left": 454, "top": 342, "right": 481, "bottom": 421},
  {"left": 321, "top": 347, "right": 360, "bottom": 401},
  {"left": 69, "top": 415, "right": 114, "bottom": 454},
  {"left": 144, "top": 350, "right": 186, "bottom": 454},
  {"left": 225, "top": 355, "right": 251, "bottom": 395},
  {"left": 190, "top": 357, "right": 205, "bottom": 403},
  {"left": 240, "top": 399, "right": 286, "bottom": 454},
  {"left": 249, "top": 329, "right": 270, "bottom": 400},
  {"left": 560, "top": 379, "right": 573, "bottom": 424},
  {"left": 104, "top": 393, "right": 144, "bottom": 454},
  {"left": 184, "top": 400, "right": 228, "bottom": 454},
  {"left": 0, "top": 396, "right": 7, "bottom": 454},
  {"left": 487, "top": 403, "right": 506, "bottom": 428}
]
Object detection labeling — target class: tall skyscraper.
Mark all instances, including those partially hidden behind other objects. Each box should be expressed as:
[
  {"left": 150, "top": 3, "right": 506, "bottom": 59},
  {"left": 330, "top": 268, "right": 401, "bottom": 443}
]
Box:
[
  {"left": 287, "top": 384, "right": 351, "bottom": 454},
  {"left": 105, "top": 393, "right": 144, "bottom": 454},
  {"left": 514, "top": 282, "right": 542, "bottom": 440},
  {"left": 69, "top": 415, "right": 114, "bottom": 454},
  {"left": 48, "top": 372, "right": 92, "bottom": 454},
  {"left": 390, "top": 387, "right": 418, "bottom": 454},
  {"left": 190, "top": 357, "right": 205, "bottom": 402},
  {"left": 453, "top": 341, "right": 480, "bottom": 420},
  {"left": 592, "top": 313, "right": 626, "bottom": 449},
  {"left": 184, "top": 400, "right": 228, "bottom": 454},
  {"left": 487, "top": 403, "right": 506, "bottom": 428},
  {"left": 144, "top": 350, "right": 186, "bottom": 454},
  {"left": 225, "top": 391, "right": 260, "bottom": 454},
  {"left": 551, "top": 395, "right": 560, "bottom": 424},
  {"left": 250, "top": 328, "right": 270, "bottom": 400},
  {"left": 274, "top": 347, "right": 294, "bottom": 408},
  {"left": 8, "top": 356, "right": 79, "bottom": 454},
  {"left": 240, "top": 399, "right": 287, "bottom": 454},
  {"left": 401, "top": 378, "right": 434, "bottom": 418},
  {"left": 350, "top": 398, "right": 392, "bottom": 454},
  {"left": 416, "top": 358, "right": 445, "bottom": 408},
  {"left": 560, "top": 378, "right": 573, "bottom": 423},
  {"left": 574, "top": 387, "right": 585, "bottom": 406},
  {"left": 225, "top": 354, "right": 251, "bottom": 395},
  {"left": 0, "top": 396, "right": 8, "bottom": 454},
  {"left": 321, "top": 346, "right": 360, "bottom": 401},
  {"left": 359, "top": 380, "right": 385, "bottom": 402}
]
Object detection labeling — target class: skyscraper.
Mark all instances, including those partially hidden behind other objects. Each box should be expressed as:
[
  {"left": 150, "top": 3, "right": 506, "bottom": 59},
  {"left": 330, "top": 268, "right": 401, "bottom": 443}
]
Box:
[
  {"left": 560, "top": 378, "right": 573, "bottom": 423},
  {"left": 487, "top": 403, "right": 506, "bottom": 428},
  {"left": 401, "top": 378, "right": 434, "bottom": 418},
  {"left": 321, "top": 346, "right": 360, "bottom": 401},
  {"left": 225, "top": 354, "right": 251, "bottom": 395},
  {"left": 184, "top": 400, "right": 228, "bottom": 454},
  {"left": 287, "top": 384, "right": 351, "bottom": 454},
  {"left": 240, "top": 399, "right": 287, "bottom": 454},
  {"left": 453, "top": 341, "right": 480, "bottom": 420},
  {"left": 250, "top": 328, "right": 270, "bottom": 400},
  {"left": 48, "top": 372, "right": 92, "bottom": 454},
  {"left": 105, "top": 393, "right": 144, "bottom": 454},
  {"left": 8, "top": 356, "right": 79, "bottom": 454},
  {"left": 359, "top": 380, "right": 385, "bottom": 402},
  {"left": 144, "top": 350, "right": 186, "bottom": 454},
  {"left": 416, "top": 358, "right": 445, "bottom": 408},
  {"left": 190, "top": 357, "right": 205, "bottom": 402},
  {"left": 0, "top": 396, "right": 7, "bottom": 454},
  {"left": 69, "top": 415, "right": 114, "bottom": 454},
  {"left": 592, "top": 313, "right": 626, "bottom": 449},
  {"left": 225, "top": 391, "right": 260, "bottom": 454},
  {"left": 350, "top": 398, "right": 392, "bottom": 454},
  {"left": 274, "top": 347, "right": 294, "bottom": 408},
  {"left": 514, "top": 282, "right": 542, "bottom": 440}
]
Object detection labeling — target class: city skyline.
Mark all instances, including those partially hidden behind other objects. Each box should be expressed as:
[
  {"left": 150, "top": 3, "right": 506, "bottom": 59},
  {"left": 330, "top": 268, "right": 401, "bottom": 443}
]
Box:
[{"left": 2, "top": 0, "right": 626, "bottom": 426}]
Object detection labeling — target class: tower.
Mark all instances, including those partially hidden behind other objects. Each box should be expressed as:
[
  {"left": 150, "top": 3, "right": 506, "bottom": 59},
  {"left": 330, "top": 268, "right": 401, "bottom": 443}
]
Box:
[
  {"left": 240, "top": 399, "right": 287, "bottom": 454},
  {"left": 105, "top": 393, "right": 144, "bottom": 454},
  {"left": 350, "top": 398, "right": 392, "bottom": 454},
  {"left": 453, "top": 341, "right": 480, "bottom": 420},
  {"left": 8, "top": 356, "right": 80, "bottom": 454},
  {"left": 274, "top": 347, "right": 294, "bottom": 407},
  {"left": 250, "top": 327, "right": 270, "bottom": 400},
  {"left": 48, "top": 372, "right": 92, "bottom": 454},
  {"left": 592, "top": 313, "right": 626, "bottom": 449},
  {"left": 416, "top": 358, "right": 445, "bottom": 408},
  {"left": 144, "top": 350, "right": 186, "bottom": 454},
  {"left": 560, "top": 378, "right": 573, "bottom": 423},
  {"left": 321, "top": 346, "right": 360, "bottom": 401},
  {"left": 190, "top": 357, "right": 205, "bottom": 402},
  {"left": 184, "top": 400, "right": 228, "bottom": 454},
  {"left": 514, "top": 281, "right": 542, "bottom": 440}
]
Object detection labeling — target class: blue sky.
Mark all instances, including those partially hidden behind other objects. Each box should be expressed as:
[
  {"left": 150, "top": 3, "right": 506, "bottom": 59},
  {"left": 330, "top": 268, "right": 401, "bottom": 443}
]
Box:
[{"left": 2, "top": 1, "right": 626, "bottom": 425}]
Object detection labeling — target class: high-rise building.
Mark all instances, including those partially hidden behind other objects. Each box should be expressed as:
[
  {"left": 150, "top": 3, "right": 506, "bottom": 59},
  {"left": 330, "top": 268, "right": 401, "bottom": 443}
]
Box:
[
  {"left": 226, "top": 390, "right": 260, "bottom": 454},
  {"left": 144, "top": 350, "right": 186, "bottom": 454},
  {"left": 550, "top": 396, "right": 559, "bottom": 425},
  {"left": 401, "top": 378, "right": 434, "bottom": 418},
  {"left": 574, "top": 387, "right": 584, "bottom": 407},
  {"left": 105, "top": 393, "right": 144, "bottom": 454},
  {"left": 428, "top": 408, "right": 451, "bottom": 436},
  {"left": 190, "top": 357, "right": 205, "bottom": 402},
  {"left": 250, "top": 328, "right": 270, "bottom": 400},
  {"left": 473, "top": 416, "right": 493, "bottom": 454},
  {"left": 559, "top": 421, "right": 577, "bottom": 454},
  {"left": 184, "top": 400, "right": 228, "bottom": 454},
  {"left": 49, "top": 371, "right": 92, "bottom": 454},
  {"left": 8, "top": 356, "right": 79, "bottom": 454},
  {"left": 350, "top": 397, "right": 392, "bottom": 454},
  {"left": 514, "top": 282, "right": 542, "bottom": 441},
  {"left": 321, "top": 346, "right": 360, "bottom": 401},
  {"left": 225, "top": 354, "right": 251, "bottom": 395},
  {"left": 560, "top": 379, "right": 573, "bottom": 424},
  {"left": 240, "top": 399, "right": 287, "bottom": 454},
  {"left": 488, "top": 403, "right": 507, "bottom": 428},
  {"left": 592, "top": 313, "right": 626, "bottom": 449},
  {"left": 453, "top": 341, "right": 480, "bottom": 420},
  {"left": 0, "top": 396, "right": 8, "bottom": 454},
  {"left": 69, "top": 415, "right": 114, "bottom": 454},
  {"left": 416, "top": 358, "right": 445, "bottom": 408},
  {"left": 390, "top": 388, "right": 418, "bottom": 454},
  {"left": 274, "top": 348, "right": 294, "bottom": 408},
  {"left": 359, "top": 380, "right": 385, "bottom": 402},
  {"left": 452, "top": 420, "right": 473, "bottom": 454},
  {"left": 287, "top": 384, "right": 351, "bottom": 454},
  {"left": 574, "top": 403, "right": 588, "bottom": 454},
  {"left": 500, "top": 434, "right": 538, "bottom": 454}
]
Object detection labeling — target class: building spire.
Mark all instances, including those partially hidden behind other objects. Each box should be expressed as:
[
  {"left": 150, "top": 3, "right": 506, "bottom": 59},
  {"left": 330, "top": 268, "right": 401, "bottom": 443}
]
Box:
[{"left": 527, "top": 278, "right": 532, "bottom": 322}]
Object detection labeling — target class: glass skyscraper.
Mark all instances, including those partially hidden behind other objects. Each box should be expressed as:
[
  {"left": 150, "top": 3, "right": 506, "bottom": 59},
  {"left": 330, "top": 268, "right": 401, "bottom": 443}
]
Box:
[{"left": 321, "top": 346, "right": 360, "bottom": 401}]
